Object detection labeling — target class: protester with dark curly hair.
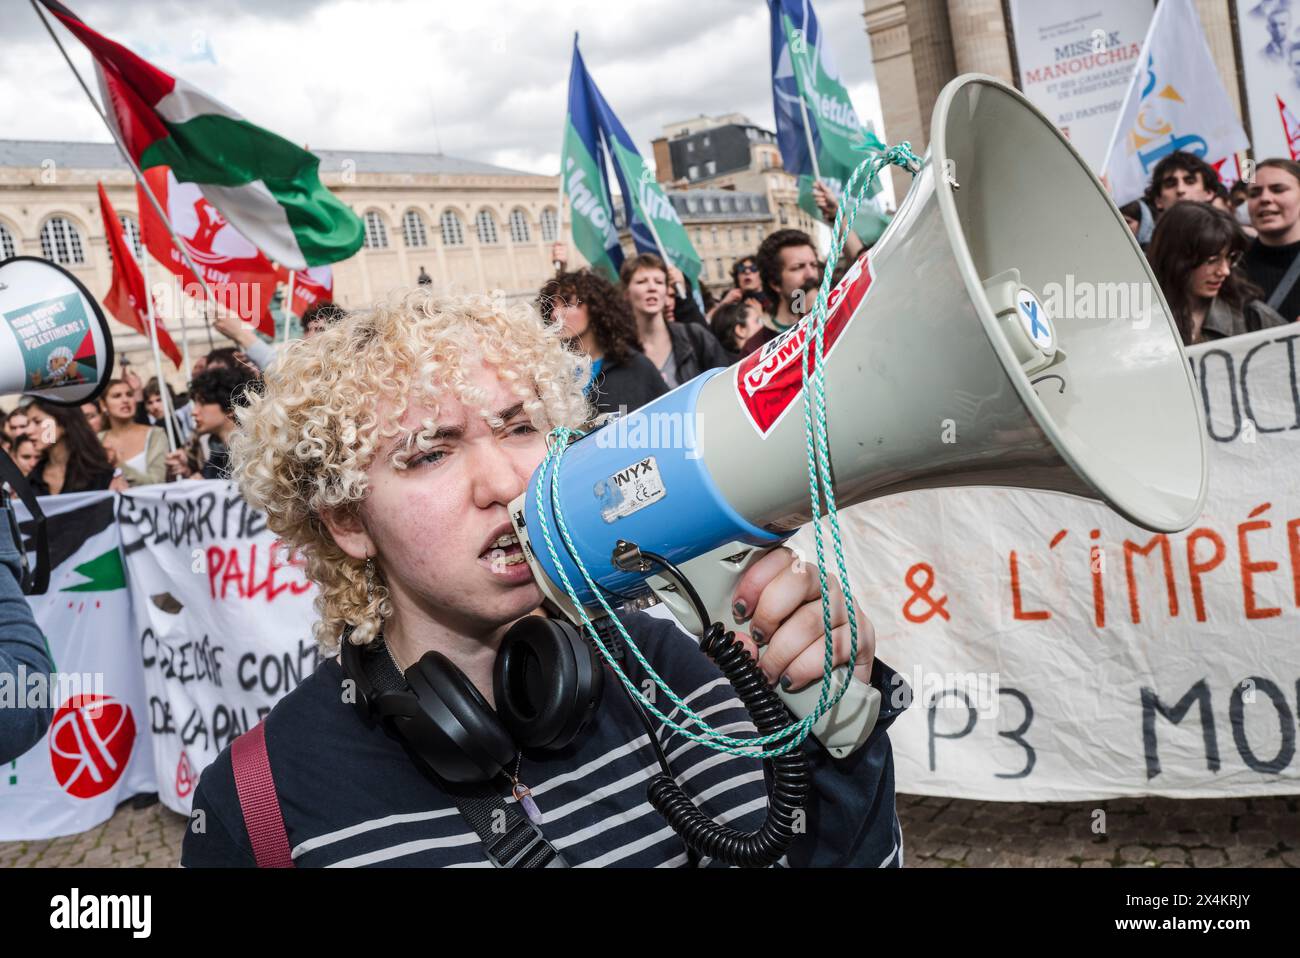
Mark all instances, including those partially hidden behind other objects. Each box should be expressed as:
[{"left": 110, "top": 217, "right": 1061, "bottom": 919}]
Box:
[
  {"left": 302, "top": 301, "right": 345, "bottom": 337},
  {"left": 710, "top": 297, "right": 765, "bottom": 359},
  {"left": 538, "top": 268, "right": 669, "bottom": 416},
  {"left": 742, "top": 228, "right": 822, "bottom": 357},
  {"left": 165, "top": 365, "right": 260, "bottom": 480}
]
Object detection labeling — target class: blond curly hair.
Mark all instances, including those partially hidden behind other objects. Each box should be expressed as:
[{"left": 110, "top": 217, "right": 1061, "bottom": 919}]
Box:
[{"left": 230, "top": 288, "right": 592, "bottom": 652}]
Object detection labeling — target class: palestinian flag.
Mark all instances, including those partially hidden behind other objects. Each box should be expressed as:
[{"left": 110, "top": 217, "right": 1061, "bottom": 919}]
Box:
[{"left": 40, "top": 1, "right": 363, "bottom": 271}]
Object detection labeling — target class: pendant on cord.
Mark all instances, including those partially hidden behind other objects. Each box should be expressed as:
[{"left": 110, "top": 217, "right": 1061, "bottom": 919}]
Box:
[{"left": 512, "top": 780, "right": 542, "bottom": 825}]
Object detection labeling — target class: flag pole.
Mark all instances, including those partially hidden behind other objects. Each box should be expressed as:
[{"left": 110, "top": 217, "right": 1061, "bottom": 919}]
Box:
[
  {"left": 797, "top": 82, "right": 824, "bottom": 188},
  {"left": 553, "top": 180, "right": 565, "bottom": 272},
  {"left": 282, "top": 270, "right": 296, "bottom": 343},
  {"left": 137, "top": 249, "right": 178, "bottom": 453},
  {"left": 171, "top": 273, "right": 192, "bottom": 376},
  {"left": 32, "top": 0, "right": 216, "bottom": 352},
  {"left": 639, "top": 212, "right": 686, "bottom": 301},
  {"left": 555, "top": 32, "right": 574, "bottom": 272}
]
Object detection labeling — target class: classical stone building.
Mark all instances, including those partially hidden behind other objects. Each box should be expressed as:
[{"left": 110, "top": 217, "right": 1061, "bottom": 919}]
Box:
[
  {"left": 0, "top": 139, "right": 561, "bottom": 387},
  {"left": 615, "top": 186, "right": 813, "bottom": 294},
  {"left": 862, "top": 0, "right": 1243, "bottom": 199},
  {"left": 647, "top": 114, "right": 821, "bottom": 292}
]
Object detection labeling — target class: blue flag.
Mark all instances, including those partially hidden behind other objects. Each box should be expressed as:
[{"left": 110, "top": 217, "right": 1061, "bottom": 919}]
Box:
[
  {"left": 767, "top": 0, "right": 890, "bottom": 244},
  {"left": 561, "top": 38, "right": 624, "bottom": 281},
  {"left": 565, "top": 37, "right": 702, "bottom": 287}
]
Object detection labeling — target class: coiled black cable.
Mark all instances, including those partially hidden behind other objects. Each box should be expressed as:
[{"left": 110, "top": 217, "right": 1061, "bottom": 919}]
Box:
[{"left": 644, "top": 621, "right": 812, "bottom": 868}]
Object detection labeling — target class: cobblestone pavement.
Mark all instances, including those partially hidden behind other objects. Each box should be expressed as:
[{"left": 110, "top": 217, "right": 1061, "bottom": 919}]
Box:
[
  {"left": 897, "top": 794, "right": 1300, "bottom": 867},
  {"left": 0, "top": 793, "right": 1295, "bottom": 867}
]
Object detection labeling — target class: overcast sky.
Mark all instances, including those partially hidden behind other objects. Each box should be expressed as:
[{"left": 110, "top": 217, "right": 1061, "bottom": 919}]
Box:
[{"left": 0, "top": 0, "right": 885, "bottom": 177}]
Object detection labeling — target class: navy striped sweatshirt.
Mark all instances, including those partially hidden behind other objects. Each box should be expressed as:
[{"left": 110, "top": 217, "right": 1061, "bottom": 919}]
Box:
[{"left": 182, "top": 610, "right": 908, "bottom": 868}]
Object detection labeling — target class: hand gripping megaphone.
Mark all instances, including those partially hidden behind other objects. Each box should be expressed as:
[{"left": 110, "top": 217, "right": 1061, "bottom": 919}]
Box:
[
  {"left": 0, "top": 256, "right": 115, "bottom": 405},
  {"left": 508, "top": 74, "right": 1208, "bottom": 758}
]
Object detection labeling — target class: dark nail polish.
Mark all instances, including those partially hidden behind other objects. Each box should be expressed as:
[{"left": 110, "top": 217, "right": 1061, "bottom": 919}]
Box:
[
  {"left": 733, "top": 600, "right": 748, "bottom": 621},
  {"left": 779, "top": 675, "right": 793, "bottom": 691},
  {"left": 752, "top": 627, "right": 765, "bottom": 645}
]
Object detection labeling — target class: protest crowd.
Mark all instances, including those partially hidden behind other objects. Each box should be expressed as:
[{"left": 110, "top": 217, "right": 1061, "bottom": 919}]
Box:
[
  {"left": 1, "top": 0, "right": 1297, "bottom": 892},
  {"left": 3, "top": 151, "right": 1298, "bottom": 498}
]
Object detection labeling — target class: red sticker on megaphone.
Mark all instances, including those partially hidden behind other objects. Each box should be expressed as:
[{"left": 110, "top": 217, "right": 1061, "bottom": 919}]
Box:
[{"left": 735, "top": 253, "right": 875, "bottom": 438}]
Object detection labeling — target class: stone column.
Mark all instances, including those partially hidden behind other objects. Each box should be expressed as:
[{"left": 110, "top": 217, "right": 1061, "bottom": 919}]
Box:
[
  {"left": 945, "top": 0, "right": 1014, "bottom": 83},
  {"left": 1195, "top": 0, "right": 1243, "bottom": 121},
  {"left": 863, "top": 0, "right": 957, "bottom": 199}
]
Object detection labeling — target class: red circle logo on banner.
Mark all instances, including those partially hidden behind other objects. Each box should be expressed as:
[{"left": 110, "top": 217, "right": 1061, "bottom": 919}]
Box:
[
  {"left": 176, "top": 750, "right": 195, "bottom": 799},
  {"left": 48, "top": 694, "right": 136, "bottom": 799}
]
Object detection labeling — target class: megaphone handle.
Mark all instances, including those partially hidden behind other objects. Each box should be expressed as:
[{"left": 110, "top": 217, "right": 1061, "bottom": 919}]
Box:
[{"left": 647, "top": 541, "right": 880, "bottom": 758}]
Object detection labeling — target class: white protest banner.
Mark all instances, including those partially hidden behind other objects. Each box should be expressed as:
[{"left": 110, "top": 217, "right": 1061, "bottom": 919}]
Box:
[
  {"left": 1, "top": 491, "right": 154, "bottom": 841},
  {"left": 116, "top": 480, "right": 318, "bottom": 816},
  {"left": 1237, "top": 0, "right": 1300, "bottom": 163},
  {"left": 1008, "top": 0, "right": 1154, "bottom": 170},
  {"left": 790, "top": 325, "right": 1300, "bottom": 800},
  {"left": 1100, "top": 0, "right": 1250, "bottom": 205}
]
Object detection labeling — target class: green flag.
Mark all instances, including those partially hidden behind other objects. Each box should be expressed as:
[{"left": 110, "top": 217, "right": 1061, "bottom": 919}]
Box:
[
  {"left": 608, "top": 141, "right": 701, "bottom": 287},
  {"left": 770, "top": 0, "right": 891, "bottom": 245}
]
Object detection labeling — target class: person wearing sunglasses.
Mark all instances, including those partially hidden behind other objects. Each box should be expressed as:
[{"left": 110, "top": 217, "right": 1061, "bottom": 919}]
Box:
[
  {"left": 1148, "top": 201, "right": 1291, "bottom": 346},
  {"left": 707, "top": 256, "right": 771, "bottom": 322}
]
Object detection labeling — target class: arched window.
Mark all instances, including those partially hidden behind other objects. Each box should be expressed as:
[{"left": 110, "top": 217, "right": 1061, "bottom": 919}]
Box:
[
  {"left": 475, "top": 209, "right": 499, "bottom": 245},
  {"left": 363, "top": 211, "right": 389, "bottom": 249},
  {"left": 402, "top": 210, "right": 428, "bottom": 248},
  {"left": 540, "top": 207, "right": 558, "bottom": 242},
  {"left": 440, "top": 210, "right": 465, "bottom": 246},
  {"left": 508, "top": 209, "right": 530, "bottom": 244},
  {"left": 0, "top": 222, "right": 15, "bottom": 260},
  {"left": 40, "top": 216, "right": 86, "bottom": 265},
  {"left": 119, "top": 215, "right": 143, "bottom": 259}
]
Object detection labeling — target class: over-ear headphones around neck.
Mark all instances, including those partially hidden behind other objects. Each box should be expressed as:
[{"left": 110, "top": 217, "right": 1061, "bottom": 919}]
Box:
[{"left": 340, "top": 615, "right": 605, "bottom": 784}]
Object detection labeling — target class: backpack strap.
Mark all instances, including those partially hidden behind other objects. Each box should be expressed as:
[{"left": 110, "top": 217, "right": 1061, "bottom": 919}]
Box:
[
  {"left": 1265, "top": 245, "right": 1300, "bottom": 314},
  {"left": 230, "top": 720, "right": 295, "bottom": 868}
]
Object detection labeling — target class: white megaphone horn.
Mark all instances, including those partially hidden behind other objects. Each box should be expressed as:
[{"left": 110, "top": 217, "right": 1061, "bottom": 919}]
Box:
[
  {"left": 0, "top": 256, "right": 115, "bottom": 406},
  {"left": 509, "top": 74, "right": 1208, "bottom": 757}
]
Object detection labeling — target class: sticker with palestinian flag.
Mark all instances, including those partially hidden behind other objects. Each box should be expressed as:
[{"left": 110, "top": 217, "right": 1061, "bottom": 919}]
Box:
[{"left": 2, "top": 293, "right": 100, "bottom": 392}]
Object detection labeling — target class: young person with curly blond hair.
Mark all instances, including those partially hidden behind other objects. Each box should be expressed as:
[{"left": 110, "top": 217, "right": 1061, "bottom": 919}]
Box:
[{"left": 181, "top": 288, "right": 906, "bottom": 868}]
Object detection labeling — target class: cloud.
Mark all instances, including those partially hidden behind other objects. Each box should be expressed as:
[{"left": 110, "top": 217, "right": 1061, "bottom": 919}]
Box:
[{"left": 1, "top": 0, "right": 886, "bottom": 177}]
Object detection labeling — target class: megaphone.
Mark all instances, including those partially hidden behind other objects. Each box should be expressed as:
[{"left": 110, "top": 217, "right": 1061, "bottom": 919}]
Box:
[
  {"left": 508, "top": 74, "right": 1208, "bottom": 758},
  {"left": 0, "top": 256, "right": 115, "bottom": 405}
]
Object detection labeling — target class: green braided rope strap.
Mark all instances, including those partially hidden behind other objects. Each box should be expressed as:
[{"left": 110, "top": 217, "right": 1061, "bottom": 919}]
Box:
[{"left": 536, "top": 143, "right": 923, "bottom": 759}]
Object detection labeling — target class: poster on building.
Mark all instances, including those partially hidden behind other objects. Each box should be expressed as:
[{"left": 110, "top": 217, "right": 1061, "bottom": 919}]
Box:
[
  {"left": 1008, "top": 0, "right": 1155, "bottom": 171},
  {"left": 1237, "top": 0, "right": 1300, "bottom": 162},
  {"left": 789, "top": 325, "right": 1300, "bottom": 801}
]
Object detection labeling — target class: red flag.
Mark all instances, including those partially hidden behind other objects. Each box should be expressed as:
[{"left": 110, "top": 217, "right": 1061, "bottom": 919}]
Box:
[
  {"left": 276, "top": 264, "right": 335, "bottom": 318},
  {"left": 137, "top": 166, "right": 279, "bottom": 336},
  {"left": 97, "top": 183, "right": 182, "bottom": 367},
  {"left": 1279, "top": 95, "right": 1300, "bottom": 162}
]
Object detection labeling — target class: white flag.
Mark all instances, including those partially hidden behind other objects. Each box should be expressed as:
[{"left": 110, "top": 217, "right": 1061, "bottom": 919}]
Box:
[{"left": 1101, "top": 0, "right": 1249, "bottom": 205}]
